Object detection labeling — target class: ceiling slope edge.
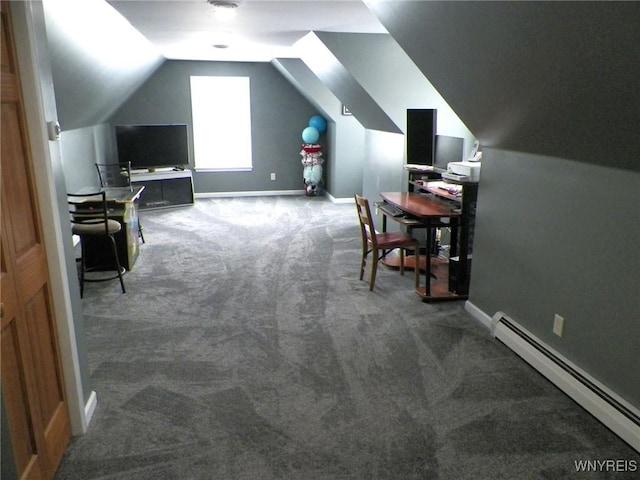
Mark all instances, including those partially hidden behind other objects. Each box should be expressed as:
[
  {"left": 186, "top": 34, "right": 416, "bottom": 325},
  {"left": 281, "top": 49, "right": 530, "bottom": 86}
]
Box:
[
  {"left": 313, "top": 31, "right": 474, "bottom": 148},
  {"left": 44, "top": 0, "right": 164, "bottom": 131},
  {"left": 366, "top": 0, "right": 640, "bottom": 171},
  {"left": 296, "top": 32, "right": 401, "bottom": 135}
]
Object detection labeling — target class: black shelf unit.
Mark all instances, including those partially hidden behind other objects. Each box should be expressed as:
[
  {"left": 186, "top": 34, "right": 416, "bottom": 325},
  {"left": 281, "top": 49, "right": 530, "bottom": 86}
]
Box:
[{"left": 131, "top": 170, "right": 194, "bottom": 209}]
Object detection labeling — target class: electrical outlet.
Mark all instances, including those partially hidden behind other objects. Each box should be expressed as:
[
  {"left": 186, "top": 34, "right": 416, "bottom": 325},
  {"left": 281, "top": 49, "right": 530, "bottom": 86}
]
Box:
[
  {"left": 553, "top": 314, "right": 565, "bottom": 337},
  {"left": 270, "top": 172, "right": 276, "bottom": 181}
]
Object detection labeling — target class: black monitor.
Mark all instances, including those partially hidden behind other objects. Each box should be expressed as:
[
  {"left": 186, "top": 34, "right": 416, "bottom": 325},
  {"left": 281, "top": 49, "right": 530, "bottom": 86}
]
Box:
[
  {"left": 115, "top": 124, "right": 189, "bottom": 170},
  {"left": 433, "top": 135, "right": 463, "bottom": 171}
]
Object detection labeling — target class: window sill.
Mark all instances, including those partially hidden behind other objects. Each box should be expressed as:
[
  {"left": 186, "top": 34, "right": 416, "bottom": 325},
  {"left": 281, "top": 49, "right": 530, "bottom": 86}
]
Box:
[{"left": 194, "top": 167, "right": 253, "bottom": 173}]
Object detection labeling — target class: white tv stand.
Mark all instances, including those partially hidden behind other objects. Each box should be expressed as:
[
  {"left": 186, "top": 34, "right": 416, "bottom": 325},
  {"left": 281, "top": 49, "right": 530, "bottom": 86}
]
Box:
[{"left": 131, "top": 169, "right": 194, "bottom": 209}]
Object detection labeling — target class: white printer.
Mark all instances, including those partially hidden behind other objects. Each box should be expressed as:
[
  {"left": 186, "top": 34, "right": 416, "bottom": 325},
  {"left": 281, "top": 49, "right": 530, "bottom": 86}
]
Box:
[{"left": 443, "top": 161, "right": 481, "bottom": 182}]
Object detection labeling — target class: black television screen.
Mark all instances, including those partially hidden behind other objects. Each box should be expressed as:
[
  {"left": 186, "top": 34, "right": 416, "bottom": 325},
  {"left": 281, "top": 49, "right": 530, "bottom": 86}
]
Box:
[
  {"left": 433, "top": 135, "right": 463, "bottom": 171},
  {"left": 115, "top": 124, "right": 189, "bottom": 170}
]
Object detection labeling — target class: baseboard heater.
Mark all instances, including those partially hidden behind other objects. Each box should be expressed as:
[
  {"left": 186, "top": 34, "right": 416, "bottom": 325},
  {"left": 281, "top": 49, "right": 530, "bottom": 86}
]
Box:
[{"left": 491, "top": 311, "right": 640, "bottom": 453}]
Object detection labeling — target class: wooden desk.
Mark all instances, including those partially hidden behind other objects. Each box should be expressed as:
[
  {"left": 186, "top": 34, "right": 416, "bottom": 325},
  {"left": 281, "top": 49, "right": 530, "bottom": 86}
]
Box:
[
  {"left": 73, "top": 186, "right": 144, "bottom": 271},
  {"left": 380, "top": 192, "right": 464, "bottom": 302}
]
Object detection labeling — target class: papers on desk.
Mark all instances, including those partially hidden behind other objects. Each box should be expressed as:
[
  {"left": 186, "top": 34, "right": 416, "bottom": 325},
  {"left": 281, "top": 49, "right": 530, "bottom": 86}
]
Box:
[
  {"left": 431, "top": 181, "right": 462, "bottom": 196},
  {"left": 404, "top": 164, "right": 434, "bottom": 172}
]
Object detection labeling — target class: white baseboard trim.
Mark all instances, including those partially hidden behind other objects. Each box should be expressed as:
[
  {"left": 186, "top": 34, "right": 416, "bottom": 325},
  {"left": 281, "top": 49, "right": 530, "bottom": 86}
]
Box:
[
  {"left": 194, "top": 190, "right": 356, "bottom": 203},
  {"left": 195, "top": 190, "right": 305, "bottom": 199},
  {"left": 466, "top": 301, "right": 639, "bottom": 452},
  {"left": 84, "top": 390, "right": 97, "bottom": 429},
  {"left": 464, "top": 300, "right": 493, "bottom": 329},
  {"left": 326, "top": 192, "right": 355, "bottom": 204},
  {"left": 490, "top": 310, "right": 640, "bottom": 453}
]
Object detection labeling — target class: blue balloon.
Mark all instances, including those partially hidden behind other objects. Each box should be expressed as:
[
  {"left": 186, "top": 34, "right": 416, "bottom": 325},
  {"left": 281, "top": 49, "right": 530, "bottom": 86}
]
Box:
[
  {"left": 308, "top": 115, "right": 327, "bottom": 134},
  {"left": 302, "top": 126, "right": 320, "bottom": 144}
]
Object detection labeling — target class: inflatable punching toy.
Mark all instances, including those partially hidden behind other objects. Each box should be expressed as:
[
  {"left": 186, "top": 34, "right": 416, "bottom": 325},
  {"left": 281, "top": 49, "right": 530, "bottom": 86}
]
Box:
[
  {"left": 300, "top": 144, "right": 324, "bottom": 196},
  {"left": 300, "top": 115, "right": 327, "bottom": 196}
]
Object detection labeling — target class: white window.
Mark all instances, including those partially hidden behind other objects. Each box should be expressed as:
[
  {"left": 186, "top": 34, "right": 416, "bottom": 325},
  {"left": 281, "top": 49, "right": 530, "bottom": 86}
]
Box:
[{"left": 190, "top": 76, "right": 252, "bottom": 171}]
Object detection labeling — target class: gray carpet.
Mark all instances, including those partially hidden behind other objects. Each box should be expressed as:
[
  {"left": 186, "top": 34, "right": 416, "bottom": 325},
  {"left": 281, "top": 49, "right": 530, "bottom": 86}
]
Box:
[{"left": 56, "top": 196, "right": 639, "bottom": 479}]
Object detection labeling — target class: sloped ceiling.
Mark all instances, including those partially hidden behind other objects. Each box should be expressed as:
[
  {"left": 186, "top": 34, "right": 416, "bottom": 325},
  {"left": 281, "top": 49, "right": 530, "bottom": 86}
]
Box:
[
  {"left": 272, "top": 57, "right": 343, "bottom": 119},
  {"left": 44, "top": 0, "right": 163, "bottom": 131},
  {"left": 313, "top": 32, "right": 473, "bottom": 140},
  {"left": 297, "top": 32, "right": 401, "bottom": 134},
  {"left": 366, "top": 1, "right": 640, "bottom": 171}
]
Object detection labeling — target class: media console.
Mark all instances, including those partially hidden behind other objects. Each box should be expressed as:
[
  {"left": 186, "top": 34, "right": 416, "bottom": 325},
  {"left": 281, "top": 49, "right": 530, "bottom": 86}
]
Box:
[{"left": 131, "top": 169, "right": 194, "bottom": 209}]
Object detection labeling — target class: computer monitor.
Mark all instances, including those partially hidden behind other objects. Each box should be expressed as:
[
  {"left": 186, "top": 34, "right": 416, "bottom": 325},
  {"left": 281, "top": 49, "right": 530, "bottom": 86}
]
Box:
[{"left": 433, "top": 135, "right": 463, "bottom": 171}]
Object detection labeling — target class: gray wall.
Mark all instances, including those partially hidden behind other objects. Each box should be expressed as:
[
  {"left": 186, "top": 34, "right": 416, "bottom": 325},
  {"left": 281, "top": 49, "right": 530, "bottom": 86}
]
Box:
[
  {"left": 273, "top": 57, "right": 366, "bottom": 199},
  {"left": 472, "top": 151, "right": 640, "bottom": 405},
  {"left": 368, "top": 0, "right": 640, "bottom": 408},
  {"left": 60, "top": 124, "right": 115, "bottom": 193},
  {"left": 109, "top": 61, "right": 321, "bottom": 194},
  {"left": 328, "top": 118, "right": 367, "bottom": 199},
  {"left": 362, "top": 130, "right": 405, "bottom": 202}
]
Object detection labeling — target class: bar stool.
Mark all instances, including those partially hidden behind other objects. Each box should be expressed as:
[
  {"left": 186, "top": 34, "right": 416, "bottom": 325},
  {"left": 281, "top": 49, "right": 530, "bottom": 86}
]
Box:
[{"left": 68, "top": 191, "right": 126, "bottom": 298}]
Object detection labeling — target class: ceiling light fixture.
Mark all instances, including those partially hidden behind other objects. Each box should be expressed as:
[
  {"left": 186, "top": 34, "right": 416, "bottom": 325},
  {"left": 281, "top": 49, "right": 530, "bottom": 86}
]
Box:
[
  {"left": 207, "top": 0, "right": 238, "bottom": 20},
  {"left": 207, "top": 1, "right": 238, "bottom": 10},
  {"left": 211, "top": 30, "right": 234, "bottom": 50}
]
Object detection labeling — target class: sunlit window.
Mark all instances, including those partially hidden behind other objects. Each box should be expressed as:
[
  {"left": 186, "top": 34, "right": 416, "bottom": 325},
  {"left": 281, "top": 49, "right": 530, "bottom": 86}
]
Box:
[{"left": 190, "top": 76, "right": 252, "bottom": 171}]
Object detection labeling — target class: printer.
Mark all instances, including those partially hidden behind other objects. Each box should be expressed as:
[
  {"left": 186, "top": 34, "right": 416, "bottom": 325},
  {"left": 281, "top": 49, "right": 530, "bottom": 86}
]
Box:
[{"left": 443, "top": 161, "right": 481, "bottom": 182}]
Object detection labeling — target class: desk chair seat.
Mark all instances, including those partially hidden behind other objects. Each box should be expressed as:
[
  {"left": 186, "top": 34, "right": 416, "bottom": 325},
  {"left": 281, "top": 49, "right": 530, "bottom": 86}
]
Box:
[
  {"left": 355, "top": 194, "right": 420, "bottom": 291},
  {"left": 95, "top": 161, "right": 145, "bottom": 243},
  {"left": 68, "top": 191, "right": 126, "bottom": 298}
]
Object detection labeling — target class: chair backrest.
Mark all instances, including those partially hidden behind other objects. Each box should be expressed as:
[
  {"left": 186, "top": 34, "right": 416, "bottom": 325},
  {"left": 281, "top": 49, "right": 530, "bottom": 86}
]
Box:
[
  {"left": 354, "top": 194, "right": 379, "bottom": 249},
  {"left": 67, "top": 191, "right": 111, "bottom": 236},
  {"left": 95, "top": 161, "right": 132, "bottom": 189}
]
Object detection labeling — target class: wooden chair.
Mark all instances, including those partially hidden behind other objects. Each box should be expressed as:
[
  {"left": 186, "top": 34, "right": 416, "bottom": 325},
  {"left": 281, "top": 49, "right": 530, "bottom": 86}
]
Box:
[
  {"left": 95, "top": 161, "right": 145, "bottom": 243},
  {"left": 68, "top": 191, "right": 126, "bottom": 298},
  {"left": 354, "top": 194, "right": 420, "bottom": 291}
]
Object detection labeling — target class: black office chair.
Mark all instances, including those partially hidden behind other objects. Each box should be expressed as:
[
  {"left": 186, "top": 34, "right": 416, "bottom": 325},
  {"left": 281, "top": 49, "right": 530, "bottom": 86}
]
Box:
[
  {"left": 68, "top": 191, "right": 126, "bottom": 298},
  {"left": 95, "top": 161, "right": 145, "bottom": 243}
]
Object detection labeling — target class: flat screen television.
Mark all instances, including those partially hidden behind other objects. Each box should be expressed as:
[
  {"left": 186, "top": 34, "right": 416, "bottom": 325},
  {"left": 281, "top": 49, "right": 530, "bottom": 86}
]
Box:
[
  {"left": 115, "top": 124, "right": 189, "bottom": 170},
  {"left": 433, "top": 135, "right": 464, "bottom": 171}
]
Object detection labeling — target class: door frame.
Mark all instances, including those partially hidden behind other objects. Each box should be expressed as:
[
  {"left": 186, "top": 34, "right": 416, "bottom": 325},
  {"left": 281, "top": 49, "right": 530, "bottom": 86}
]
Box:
[{"left": 8, "top": 0, "right": 93, "bottom": 435}]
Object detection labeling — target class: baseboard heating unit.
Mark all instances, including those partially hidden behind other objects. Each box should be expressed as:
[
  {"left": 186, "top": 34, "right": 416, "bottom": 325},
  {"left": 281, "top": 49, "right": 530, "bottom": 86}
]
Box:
[{"left": 491, "top": 311, "right": 640, "bottom": 453}]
